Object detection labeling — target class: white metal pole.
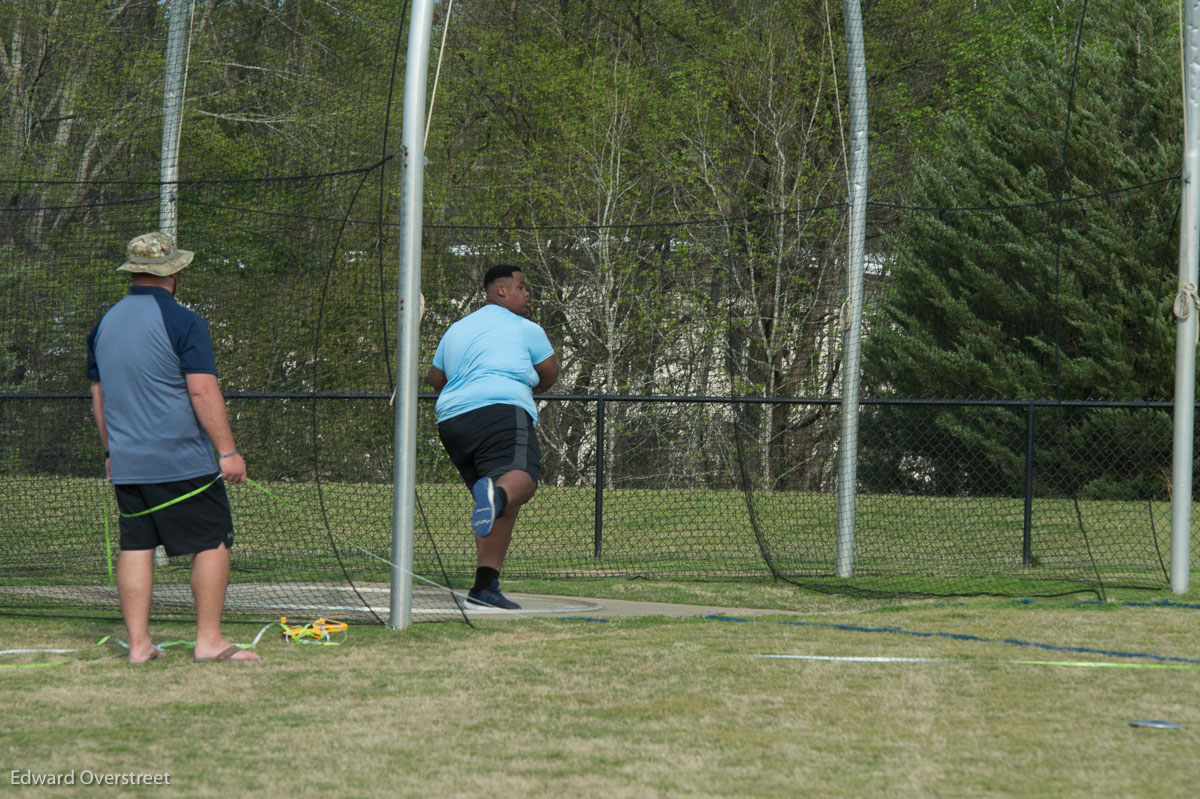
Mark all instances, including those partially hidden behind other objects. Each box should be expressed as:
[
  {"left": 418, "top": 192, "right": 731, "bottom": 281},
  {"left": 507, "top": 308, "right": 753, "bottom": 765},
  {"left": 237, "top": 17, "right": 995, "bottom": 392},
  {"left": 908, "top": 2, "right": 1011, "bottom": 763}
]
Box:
[
  {"left": 836, "top": 0, "right": 868, "bottom": 578},
  {"left": 158, "top": 0, "right": 190, "bottom": 237},
  {"left": 1170, "top": 0, "right": 1200, "bottom": 595},
  {"left": 390, "top": 0, "right": 436, "bottom": 629},
  {"left": 154, "top": 1, "right": 191, "bottom": 569}
]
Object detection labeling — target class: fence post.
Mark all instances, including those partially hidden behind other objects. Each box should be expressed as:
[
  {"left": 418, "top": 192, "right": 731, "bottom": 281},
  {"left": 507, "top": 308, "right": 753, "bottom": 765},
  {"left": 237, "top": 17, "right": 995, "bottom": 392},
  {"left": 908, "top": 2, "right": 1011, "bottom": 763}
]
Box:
[
  {"left": 1023, "top": 399, "right": 1035, "bottom": 568},
  {"left": 594, "top": 397, "right": 606, "bottom": 560}
]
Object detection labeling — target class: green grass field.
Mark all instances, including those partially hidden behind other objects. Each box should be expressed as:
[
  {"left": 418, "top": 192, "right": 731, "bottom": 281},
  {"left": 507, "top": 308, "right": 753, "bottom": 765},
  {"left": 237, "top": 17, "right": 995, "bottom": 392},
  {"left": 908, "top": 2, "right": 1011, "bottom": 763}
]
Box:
[
  {"left": 0, "top": 472, "right": 1189, "bottom": 628},
  {"left": 1, "top": 476, "right": 1189, "bottom": 593},
  {"left": 3, "top": 580, "right": 1199, "bottom": 798}
]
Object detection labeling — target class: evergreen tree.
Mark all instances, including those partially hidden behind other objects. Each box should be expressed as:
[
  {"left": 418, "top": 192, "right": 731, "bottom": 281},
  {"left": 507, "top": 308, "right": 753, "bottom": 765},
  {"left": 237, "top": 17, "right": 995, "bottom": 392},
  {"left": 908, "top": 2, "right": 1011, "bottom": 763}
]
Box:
[{"left": 862, "top": 1, "right": 1179, "bottom": 497}]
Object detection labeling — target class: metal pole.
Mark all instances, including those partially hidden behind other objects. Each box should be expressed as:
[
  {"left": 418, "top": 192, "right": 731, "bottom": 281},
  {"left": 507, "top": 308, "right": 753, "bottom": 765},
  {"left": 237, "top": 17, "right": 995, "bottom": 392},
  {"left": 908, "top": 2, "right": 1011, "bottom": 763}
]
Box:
[
  {"left": 159, "top": 0, "right": 190, "bottom": 237},
  {"left": 594, "top": 398, "right": 605, "bottom": 560},
  {"left": 1170, "top": 0, "right": 1200, "bottom": 594},
  {"left": 835, "top": 0, "right": 868, "bottom": 578},
  {"left": 153, "top": 1, "right": 191, "bottom": 569},
  {"left": 390, "top": 0, "right": 436, "bottom": 629},
  {"left": 1023, "top": 400, "right": 1035, "bottom": 568}
]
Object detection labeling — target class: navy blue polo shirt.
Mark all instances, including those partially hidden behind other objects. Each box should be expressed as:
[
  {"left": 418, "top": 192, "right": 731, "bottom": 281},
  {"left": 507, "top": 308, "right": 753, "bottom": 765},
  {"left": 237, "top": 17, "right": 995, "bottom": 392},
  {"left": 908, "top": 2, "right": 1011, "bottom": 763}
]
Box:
[{"left": 86, "top": 286, "right": 219, "bottom": 484}]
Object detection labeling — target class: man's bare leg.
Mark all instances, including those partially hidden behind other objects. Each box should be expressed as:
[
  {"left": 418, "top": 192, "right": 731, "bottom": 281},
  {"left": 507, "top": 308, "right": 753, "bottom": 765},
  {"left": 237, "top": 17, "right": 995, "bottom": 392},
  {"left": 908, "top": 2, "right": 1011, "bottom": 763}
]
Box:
[
  {"left": 476, "top": 469, "right": 536, "bottom": 571},
  {"left": 477, "top": 508, "right": 517, "bottom": 570},
  {"left": 117, "top": 549, "right": 160, "bottom": 663},
  {"left": 191, "top": 544, "right": 260, "bottom": 661}
]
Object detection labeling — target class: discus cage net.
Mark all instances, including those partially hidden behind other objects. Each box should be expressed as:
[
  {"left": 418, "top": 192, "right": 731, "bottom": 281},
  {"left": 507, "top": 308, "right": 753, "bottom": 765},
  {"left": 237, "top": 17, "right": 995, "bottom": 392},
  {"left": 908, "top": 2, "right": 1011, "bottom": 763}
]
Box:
[{"left": 0, "top": 1, "right": 1194, "bottom": 623}]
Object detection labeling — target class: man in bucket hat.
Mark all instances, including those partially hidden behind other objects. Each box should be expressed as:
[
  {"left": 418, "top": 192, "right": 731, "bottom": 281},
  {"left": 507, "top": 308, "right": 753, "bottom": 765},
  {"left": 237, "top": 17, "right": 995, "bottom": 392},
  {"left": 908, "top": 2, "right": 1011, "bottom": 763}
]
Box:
[{"left": 87, "top": 232, "right": 260, "bottom": 663}]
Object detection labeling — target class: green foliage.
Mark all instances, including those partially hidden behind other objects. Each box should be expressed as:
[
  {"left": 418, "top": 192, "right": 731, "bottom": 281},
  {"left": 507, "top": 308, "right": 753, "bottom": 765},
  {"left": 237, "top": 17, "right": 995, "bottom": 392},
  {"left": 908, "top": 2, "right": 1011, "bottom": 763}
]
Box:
[
  {"left": 862, "top": 1, "right": 1180, "bottom": 496},
  {"left": 0, "top": 0, "right": 1185, "bottom": 506}
]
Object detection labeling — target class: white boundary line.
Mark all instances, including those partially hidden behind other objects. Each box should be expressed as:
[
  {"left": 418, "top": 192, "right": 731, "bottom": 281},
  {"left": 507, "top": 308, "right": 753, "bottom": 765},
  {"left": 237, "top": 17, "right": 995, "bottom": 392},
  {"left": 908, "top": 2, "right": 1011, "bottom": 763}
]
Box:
[{"left": 754, "top": 654, "right": 947, "bottom": 663}]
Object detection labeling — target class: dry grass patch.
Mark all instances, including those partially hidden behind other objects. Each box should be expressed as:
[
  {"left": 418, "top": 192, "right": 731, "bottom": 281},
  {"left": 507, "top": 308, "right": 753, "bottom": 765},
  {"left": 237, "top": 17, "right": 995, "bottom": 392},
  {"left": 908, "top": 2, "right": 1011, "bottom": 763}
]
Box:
[{"left": 2, "top": 599, "right": 1198, "bottom": 798}]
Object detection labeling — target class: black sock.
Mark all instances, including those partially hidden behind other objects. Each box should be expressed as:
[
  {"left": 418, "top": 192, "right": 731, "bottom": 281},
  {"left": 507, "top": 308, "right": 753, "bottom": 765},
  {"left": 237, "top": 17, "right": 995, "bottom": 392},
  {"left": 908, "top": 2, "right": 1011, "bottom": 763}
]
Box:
[
  {"left": 473, "top": 566, "right": 500, "bottom": 592},
  {"left": 494, "top": 486, "right": 508, "bottom": 516}
]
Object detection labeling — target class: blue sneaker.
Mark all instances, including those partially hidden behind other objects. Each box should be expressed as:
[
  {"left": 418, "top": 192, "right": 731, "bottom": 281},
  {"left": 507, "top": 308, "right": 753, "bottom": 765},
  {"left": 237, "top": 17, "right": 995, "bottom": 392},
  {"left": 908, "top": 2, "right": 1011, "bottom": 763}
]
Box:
[
  {"left": 471, "top": 477, "right": 497, "bottom": 538},
  {"left": 466, "top": 585, "right": 521, "bottom": 610}
]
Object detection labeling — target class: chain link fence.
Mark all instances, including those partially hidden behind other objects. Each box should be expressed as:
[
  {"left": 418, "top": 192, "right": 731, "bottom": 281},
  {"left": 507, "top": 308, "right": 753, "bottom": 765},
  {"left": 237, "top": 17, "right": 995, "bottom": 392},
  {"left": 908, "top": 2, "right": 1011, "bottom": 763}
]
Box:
[{"left": 0, "top": 2, "right": 1193, "bottom": 620}]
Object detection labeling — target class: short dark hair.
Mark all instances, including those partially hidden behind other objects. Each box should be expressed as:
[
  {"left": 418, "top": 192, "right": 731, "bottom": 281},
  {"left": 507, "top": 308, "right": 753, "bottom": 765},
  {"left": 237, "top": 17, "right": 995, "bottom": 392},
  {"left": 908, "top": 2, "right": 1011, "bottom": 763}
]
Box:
[{"left": 483, "top": 264, "right": 522, "bottom": 290}]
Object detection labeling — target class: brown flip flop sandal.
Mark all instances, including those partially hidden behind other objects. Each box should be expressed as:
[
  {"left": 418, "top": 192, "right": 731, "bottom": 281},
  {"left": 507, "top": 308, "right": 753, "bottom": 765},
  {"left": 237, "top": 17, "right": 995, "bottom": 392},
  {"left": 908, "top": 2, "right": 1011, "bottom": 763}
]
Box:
[
  {"left": 193, "top": 645, "right": 256, "bottom": 663},
  {"left": 131, "top": 648, "right": 166, "bottom": 664}
]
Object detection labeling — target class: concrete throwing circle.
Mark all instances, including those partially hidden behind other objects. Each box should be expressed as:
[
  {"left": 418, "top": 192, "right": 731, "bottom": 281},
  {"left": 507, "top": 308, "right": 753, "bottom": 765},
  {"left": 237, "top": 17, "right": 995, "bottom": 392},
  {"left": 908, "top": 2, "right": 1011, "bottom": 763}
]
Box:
[
  {"left": 0, "top": 583, "right": 601, "bottom": 622},
  {"left": 459, "top": 593, "right": 601, "bottom": 617}
]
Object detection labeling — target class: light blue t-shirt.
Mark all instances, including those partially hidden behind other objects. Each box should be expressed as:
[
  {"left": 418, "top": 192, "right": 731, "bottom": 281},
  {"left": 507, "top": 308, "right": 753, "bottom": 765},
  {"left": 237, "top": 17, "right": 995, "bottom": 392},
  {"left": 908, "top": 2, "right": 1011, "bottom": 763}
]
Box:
[{"left": 432, "top": 304, "right": 555, "bottom": 424}]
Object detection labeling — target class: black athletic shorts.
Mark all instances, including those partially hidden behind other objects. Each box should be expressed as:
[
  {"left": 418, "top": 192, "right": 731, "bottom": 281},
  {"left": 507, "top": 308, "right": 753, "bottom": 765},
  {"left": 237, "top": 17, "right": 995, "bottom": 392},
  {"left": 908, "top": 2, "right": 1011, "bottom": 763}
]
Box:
[
  {"left": 437, "top": 404, "right": 541, "bottom": 488},
  {"left": 113, "top": 473, "right": 234, "bottom": 556}
]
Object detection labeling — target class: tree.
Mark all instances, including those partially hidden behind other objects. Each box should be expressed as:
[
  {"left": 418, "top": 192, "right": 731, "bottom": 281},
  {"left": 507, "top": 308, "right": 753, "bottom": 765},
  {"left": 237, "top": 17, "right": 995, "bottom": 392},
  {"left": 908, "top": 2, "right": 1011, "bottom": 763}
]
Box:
[
  {"left": 862, "top": 0, "right": 1180, "bottom": 497},
  {"left": 0, "top": 1, "right": 165, "bottom": 395}
]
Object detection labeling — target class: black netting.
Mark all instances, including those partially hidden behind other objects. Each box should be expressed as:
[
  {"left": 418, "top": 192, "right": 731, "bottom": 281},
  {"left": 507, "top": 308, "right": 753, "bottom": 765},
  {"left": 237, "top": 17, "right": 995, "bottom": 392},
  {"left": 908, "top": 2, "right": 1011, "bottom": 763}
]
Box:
[{"left": 1, "top": 1, "right": 1195, "bottom": 622}]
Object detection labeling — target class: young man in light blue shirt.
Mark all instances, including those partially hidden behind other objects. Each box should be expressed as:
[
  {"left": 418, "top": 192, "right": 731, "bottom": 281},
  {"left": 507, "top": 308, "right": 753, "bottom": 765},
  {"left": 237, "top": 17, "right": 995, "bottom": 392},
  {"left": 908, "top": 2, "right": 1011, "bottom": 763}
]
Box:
[{"left": 428, "top": 265, "right": 559, "bottom": 609}]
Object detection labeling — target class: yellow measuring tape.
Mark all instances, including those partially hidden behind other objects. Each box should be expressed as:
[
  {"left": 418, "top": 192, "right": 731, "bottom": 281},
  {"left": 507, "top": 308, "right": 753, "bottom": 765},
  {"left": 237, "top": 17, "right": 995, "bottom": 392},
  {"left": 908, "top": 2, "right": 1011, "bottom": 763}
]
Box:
[
  {"left": 279, "top": 617, "right": 348, "bottom": 645},
  {"left": 97, "top": 479, "right": 349, "bottom": 649}
]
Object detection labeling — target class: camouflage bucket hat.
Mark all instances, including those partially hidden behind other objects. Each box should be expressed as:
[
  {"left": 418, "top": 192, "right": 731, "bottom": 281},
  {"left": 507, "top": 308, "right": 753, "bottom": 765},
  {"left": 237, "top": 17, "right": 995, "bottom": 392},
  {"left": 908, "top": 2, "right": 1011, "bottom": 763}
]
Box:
[{"left": 117, "top": 232, "right": 194, "bottom": 276}]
